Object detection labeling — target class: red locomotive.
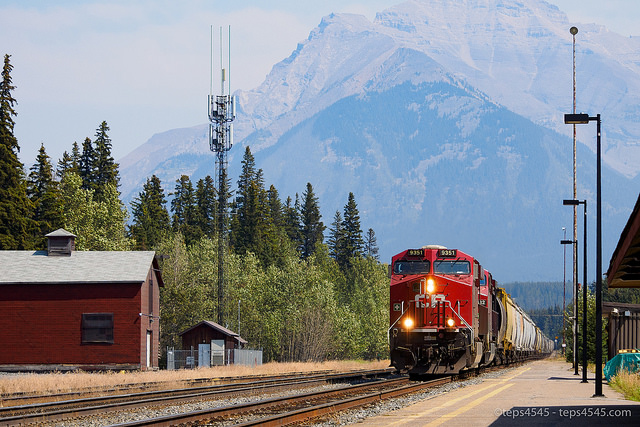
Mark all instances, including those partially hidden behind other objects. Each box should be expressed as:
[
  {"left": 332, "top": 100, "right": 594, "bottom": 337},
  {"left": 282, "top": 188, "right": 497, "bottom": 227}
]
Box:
[{"left": 389, "top": 245, "right": 553, "bottom": 375}]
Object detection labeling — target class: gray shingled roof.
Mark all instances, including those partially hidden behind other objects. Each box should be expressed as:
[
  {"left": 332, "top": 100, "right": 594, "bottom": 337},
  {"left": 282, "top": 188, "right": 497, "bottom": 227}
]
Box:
[{"left": 0, "top": 251, "right": 156, "bottom": 284}]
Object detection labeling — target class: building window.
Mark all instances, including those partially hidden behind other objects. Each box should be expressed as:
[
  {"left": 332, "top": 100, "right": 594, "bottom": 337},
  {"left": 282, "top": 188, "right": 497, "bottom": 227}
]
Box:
[{"left": 82, "top": 313, "right": 114, "bottom": 344}]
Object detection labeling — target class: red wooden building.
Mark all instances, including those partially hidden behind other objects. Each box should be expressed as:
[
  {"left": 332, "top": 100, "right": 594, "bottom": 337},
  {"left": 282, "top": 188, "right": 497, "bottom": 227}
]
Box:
[{"left": 0, "top": 229, "right": 163, "bottom": 371}]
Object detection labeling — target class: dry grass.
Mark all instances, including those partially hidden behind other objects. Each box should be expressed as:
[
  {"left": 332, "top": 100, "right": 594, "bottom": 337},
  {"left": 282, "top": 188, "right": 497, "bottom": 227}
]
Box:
[
  {"left": 609, "top": 370, "right": 640, "bottom": 402},
  {"left": 0, "top": 360, "right": 390, "bottom": 396}
]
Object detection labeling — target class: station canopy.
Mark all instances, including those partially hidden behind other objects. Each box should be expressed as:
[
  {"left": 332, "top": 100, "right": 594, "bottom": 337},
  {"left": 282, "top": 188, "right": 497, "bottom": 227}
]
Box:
[{"left": 607, "top": 193, "right": 640, "bottom": 288}]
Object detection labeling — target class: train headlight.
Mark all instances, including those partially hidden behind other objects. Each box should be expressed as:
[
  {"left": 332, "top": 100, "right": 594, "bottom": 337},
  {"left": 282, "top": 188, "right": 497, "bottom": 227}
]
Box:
[
  {"left": 446, "top": 318, "right": 455, "bottom": 328},
  {"left": 403, "top": 317, "right": 414, "bottom": 330},
  {"left": 426, "top": 278, "right": 435, "bottom": 294}
]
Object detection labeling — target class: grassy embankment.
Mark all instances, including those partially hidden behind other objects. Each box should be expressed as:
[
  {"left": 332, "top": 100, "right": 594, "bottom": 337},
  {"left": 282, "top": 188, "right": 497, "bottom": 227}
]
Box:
[
  {"left": 609, "top": 371, "right": 640, "bottom": 402},
  {"left": 0, "top": 360, "right": 390, "bottom": 396}
]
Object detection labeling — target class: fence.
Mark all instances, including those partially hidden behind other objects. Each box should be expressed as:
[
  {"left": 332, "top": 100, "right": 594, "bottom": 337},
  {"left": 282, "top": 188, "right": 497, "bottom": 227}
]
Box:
[{"left": 167, "top": 347, "right": 263, "bottom": 370}]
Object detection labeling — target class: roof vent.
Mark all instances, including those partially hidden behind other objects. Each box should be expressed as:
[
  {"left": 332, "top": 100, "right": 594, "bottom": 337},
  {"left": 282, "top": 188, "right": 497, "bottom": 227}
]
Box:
[{"left": 45, "top": 229, "right": 76, "bottom": 256}]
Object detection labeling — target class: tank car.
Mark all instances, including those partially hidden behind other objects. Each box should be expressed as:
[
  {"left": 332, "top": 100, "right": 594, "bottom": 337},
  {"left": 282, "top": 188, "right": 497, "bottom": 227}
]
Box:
[{"left": 389, "top": 245, "right": 553, "bottom": 375}]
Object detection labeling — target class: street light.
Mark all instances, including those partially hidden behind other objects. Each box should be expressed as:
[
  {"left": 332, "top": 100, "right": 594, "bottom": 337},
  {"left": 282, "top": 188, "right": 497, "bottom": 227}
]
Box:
[
  {"left": 562, "top": 227, "right": 567, "bottom": 355},
  {"left": 560, "top": 237, "right": 578, "bottom": 375},
  {"left": 564, "top": 199, "right": 588, "bottom": 384},
  {"left": 564, "top": 112, "right": 603, "bottom": 397}
]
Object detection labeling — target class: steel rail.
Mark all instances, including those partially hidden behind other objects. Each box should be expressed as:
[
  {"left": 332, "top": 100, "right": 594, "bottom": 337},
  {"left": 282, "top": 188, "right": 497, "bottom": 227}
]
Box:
[
  {"left": 0, "top": 367, "right": 393, "bottom": 407},
  {"left": 108, "top": 377, "right": 415, "bottom": 427},
  {"left": 235, "top": 377, "right": 451, "bottom": 426},
  {"left": 0, "top": 368, "right": 393, "bottom": 426}
]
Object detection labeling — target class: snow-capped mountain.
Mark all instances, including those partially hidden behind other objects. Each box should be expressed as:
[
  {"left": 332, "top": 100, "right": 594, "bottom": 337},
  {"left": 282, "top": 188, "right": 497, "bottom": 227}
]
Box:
[{"left": 119, "top": 0, "right": 640, "bottom": 281}]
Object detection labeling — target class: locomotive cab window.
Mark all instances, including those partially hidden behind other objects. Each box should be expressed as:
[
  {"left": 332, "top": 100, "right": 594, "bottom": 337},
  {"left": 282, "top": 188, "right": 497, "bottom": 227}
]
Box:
[
  {"left": 82, "top": 313, "right": 114, "bottom": 344},
  {"left": 393, "top": 261, "right": 430, "bottom": 275},
  {"left": 434, "top": 260, "right": 470, "bottom": 275}
]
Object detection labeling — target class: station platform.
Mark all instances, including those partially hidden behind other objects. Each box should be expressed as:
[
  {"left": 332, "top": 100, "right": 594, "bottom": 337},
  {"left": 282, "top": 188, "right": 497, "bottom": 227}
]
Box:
[{"left": 359, "top": 358, "right": 640, "bottom": 426}]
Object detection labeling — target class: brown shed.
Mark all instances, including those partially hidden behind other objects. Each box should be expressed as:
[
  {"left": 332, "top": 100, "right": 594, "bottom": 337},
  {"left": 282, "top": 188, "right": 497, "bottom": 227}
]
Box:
[{"left": 179, "top": 320, "right": 247, "bottom": 351}]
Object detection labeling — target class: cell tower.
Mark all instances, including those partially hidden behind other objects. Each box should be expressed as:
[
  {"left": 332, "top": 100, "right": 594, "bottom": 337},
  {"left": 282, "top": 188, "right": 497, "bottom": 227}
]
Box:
[{"left": 208, "top": 26, "right": 235, "bottom": 326}]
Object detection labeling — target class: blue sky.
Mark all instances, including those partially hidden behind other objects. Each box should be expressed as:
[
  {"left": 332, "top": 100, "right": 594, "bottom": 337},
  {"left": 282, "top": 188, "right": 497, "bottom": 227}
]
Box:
[{"left": 1, "top": 0, "right": 638, "bottom": 165}]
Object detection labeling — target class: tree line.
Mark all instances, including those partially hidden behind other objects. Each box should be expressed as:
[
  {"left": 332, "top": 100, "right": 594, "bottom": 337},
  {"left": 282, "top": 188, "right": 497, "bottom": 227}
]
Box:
[{"left": 0, "top": 54, "right": 389, "bottom": 362}]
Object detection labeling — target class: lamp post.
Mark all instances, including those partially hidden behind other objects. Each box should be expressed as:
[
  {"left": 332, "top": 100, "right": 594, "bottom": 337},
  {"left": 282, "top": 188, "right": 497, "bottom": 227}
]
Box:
[
  {"left": 564, "top": 113, "right": 603, "bottom": 397},
  {"left": 561, "top": 237, "right": 578, "bottom": 375},
  {"left": 564, "top": 199, "right": 587, "bottom": 383},
  {"left": 570, "top": 28, "right": 579, "bottom": 355},
  {"left": 562, "top": 226, "right": 567, "bottom": 355}
]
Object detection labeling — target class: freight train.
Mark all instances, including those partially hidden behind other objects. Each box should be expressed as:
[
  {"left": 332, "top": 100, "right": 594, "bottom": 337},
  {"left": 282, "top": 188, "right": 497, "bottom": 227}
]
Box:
[{"left": 389, "top": 245, "right": 554, "bottom": 375}]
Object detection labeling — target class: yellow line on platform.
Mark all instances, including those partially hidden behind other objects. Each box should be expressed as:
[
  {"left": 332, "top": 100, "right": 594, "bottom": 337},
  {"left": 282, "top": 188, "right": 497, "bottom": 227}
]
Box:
[
  {"left": 383, "top": 367, "right": 531, "bottom": 427},
  {"left": 424, "top": 382, "right": 514, "bottom": 426}
]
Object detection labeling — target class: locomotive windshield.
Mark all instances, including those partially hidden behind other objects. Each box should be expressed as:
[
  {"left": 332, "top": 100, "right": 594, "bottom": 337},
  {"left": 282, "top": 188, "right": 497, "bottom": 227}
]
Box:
[
  {"left": 434, "top": 260, "right": 470, "bottom": 275},
  {"left": 393, "top": 261, "right": 430, "bottom": 275}
]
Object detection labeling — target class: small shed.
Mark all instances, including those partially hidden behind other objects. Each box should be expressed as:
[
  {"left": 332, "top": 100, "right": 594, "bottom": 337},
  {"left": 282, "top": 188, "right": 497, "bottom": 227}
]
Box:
[{"left": 180, "top": 320, "right": 247, "bottom": 351}]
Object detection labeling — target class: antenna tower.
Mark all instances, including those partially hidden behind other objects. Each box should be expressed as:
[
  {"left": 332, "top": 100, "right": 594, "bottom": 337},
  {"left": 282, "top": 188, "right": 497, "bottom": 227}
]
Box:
[{"left": 208, "top": 26, "right": 235, "bottom": 326}]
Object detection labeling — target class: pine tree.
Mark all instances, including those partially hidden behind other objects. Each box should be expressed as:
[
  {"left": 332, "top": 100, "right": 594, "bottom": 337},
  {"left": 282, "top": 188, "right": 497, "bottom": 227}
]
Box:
[
  {"left": 258, "top": 184, "right": 290, "bottom": 268},
  {"left": 300, "top": 182, "right": 324, "bottom": 259},
  {"left": 78, "top": 137, "right": 95, "bottom": 191},
  {"left": 56, "top": 151, "right": 73, "bottom": 179},
  {"left": 93, "top": 121, "right": 119, "bottom": 199},
  {"left": 267, "top": 185, "right": 284, "bottom": 229},
  {"left": 341, "top": 192, "right": 364, "bottom": 262},
  {"left": 27, "top": 144, "right": 64, "bottom": 248},
  {"left": 57, "top": 141, "right": 80, "bottom": 180},
  {"left": 364, "top": 228, "right": 379, "bottom": 260},
  {"left": 0, "top": 54, "right": 35, "bottom": 249},
  {"left": 328, "top": 210, "right": 345, "bottom": 261},
  {"left": 283, "top": 195, "right": 302, "bottom": 251},
  {"left": 230, "top": 147, "right": 259, "bottom": 255},
  {"left": 130, "top": 174, "right": 170, "bottom": 250},
  {"left": 195, "top": 175, "right": 217, "bottom": 237},
  {"left": 171, "top": 175, "right": 199, "bottom": 245}
]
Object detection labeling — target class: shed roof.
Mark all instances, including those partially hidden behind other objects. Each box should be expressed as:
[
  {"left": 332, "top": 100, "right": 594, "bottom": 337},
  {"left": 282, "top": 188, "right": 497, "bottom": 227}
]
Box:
[
  {"left": 0, "top": 250, "right": 158, "bottom": 285},
  {"left": 179, "top": 320, "right": 248, "bottom": 344},
  {"left": 45, "top": 228, "right": 77, "bottom": 238},
  {"left": 607, "top": 193, "right": 640, "bottom": 288}
]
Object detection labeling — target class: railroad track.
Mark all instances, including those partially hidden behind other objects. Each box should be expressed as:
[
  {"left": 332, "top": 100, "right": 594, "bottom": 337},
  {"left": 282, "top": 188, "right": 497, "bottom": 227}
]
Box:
[
  {"left": 111, "top": 376, "right": 452, "bottom": 426},
  {"left": 0, "top": 369, "right": 375, "bottom": 407},
  {"left": 1, "top": 363, "right": 528, "bottom": 426},
  {"left": 0, "top": 368, "right": 394, "bottom": 426}
]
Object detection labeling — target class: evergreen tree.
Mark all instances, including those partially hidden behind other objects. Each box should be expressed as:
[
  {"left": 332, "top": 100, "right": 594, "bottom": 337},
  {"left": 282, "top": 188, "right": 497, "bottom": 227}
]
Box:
[
  {"left": 230, "top": 147, "right": 260, "bottom": 255},
  {"left": 56, "top": 142, "right": 80, "bottom": 180},
  {"left": 283, "top": 195, "right": 302, "bottom": 250},
  {"left": 171, "top": 175, "right": 199, "bottom": 245},
  {"left": 130, "top": 174, "right": 170, "bottom": 250},
  {"left": 267, "top": 185, "right": 284, "bottom": 229},
  {"left": 27, "top": 144, "right": 64, "bottom": 248},
  {"left": 328, "top": 210, "right": 345, "bottom": 261},
  {"left": 341, "top": 192, "right": 364, "bottom": 262},
  {"left": 78, "top": 137, "right": 95, "bottom": 191},
  {"left": 93, "top": 120, "right": 119, "bottom": 199},
  {"left": 258, "top": 183, "right": 290, "bottom": 268},
  {"left": 56, "top": 151, "right": 73, "bottom": 179},
  {"left": 300, "top": 182, "right": 324, "bottom": 259},
  {"left": 0, "top": 54, "right": 35, "bottom": 249},
  {"left": 195, "top": 175, "right": 217, "bottom": 237},
  {"left": 364, "top": 228, "right": 379, "bottom": 260}
]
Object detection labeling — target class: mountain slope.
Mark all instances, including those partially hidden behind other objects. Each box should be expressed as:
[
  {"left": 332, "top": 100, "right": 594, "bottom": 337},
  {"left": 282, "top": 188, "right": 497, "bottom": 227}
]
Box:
[{"left": 118, "top": 0, "right": 640, "bottom": 281}]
